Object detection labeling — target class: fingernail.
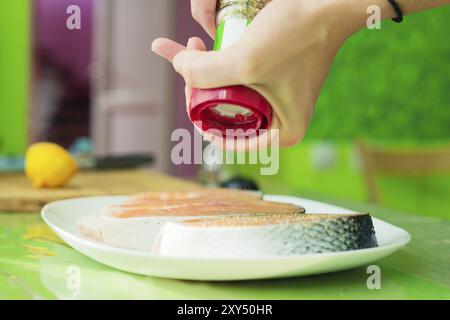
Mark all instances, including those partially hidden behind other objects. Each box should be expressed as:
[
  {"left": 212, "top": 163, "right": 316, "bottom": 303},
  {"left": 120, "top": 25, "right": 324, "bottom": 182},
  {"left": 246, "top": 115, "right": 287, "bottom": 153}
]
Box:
[{"left": 187, "top": 37, "right": 195, "bottom": 49}]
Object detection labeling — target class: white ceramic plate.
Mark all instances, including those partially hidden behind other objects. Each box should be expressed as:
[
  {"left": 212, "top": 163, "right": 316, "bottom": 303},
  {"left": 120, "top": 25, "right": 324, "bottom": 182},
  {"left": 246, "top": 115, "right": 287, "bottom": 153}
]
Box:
[{"left": 41, "top": 195, "right": 411, "bottom": 281}]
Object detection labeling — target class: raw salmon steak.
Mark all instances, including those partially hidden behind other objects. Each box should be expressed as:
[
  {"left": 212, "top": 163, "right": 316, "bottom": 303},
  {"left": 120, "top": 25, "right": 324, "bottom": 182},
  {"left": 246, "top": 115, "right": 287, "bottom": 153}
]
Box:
[{"left": 91, "top": 189, "right": 305, "bottom": 250}]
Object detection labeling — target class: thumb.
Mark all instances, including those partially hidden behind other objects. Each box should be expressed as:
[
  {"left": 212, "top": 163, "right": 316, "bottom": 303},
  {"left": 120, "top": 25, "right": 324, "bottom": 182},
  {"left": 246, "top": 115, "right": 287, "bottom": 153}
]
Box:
[{"left": 173, "top": 48, "right": 241, "bottom": 89}]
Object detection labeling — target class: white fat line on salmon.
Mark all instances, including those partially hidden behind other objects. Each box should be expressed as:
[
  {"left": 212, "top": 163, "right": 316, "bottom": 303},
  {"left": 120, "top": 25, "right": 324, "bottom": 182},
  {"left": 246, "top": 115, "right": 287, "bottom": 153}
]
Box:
[
  {"left": 177, "top": 304, "right": 211, "bottom": 318},
  {"left": 171, "top": 122, "right": 279, "bottom": 175}
]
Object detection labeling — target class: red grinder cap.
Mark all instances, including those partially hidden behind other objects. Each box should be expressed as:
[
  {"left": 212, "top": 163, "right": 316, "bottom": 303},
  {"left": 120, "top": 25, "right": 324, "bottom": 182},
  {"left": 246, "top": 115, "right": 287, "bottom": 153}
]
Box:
[{"left": 189, "top": 85, "right": 272, "bottom": 137}]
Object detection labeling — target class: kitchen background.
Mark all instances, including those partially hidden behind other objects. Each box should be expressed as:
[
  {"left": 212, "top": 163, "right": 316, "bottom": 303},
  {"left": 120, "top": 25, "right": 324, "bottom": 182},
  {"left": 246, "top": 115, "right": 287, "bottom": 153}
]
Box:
[{"left": 0, "top": 0, "right": 449, "bottom": 219}]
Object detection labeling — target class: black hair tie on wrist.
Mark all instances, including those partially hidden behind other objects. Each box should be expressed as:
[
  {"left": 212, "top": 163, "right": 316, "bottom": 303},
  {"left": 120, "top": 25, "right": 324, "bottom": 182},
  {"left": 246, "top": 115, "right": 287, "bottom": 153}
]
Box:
[{"left": 387, "top": 0, "right": 404, "bottom": 23}]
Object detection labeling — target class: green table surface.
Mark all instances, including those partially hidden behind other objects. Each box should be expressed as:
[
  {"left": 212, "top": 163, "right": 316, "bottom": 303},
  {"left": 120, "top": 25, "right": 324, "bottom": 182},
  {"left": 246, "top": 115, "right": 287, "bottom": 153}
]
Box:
[{"left": 1, "top": 195, "right": 449, "bottom": 299}]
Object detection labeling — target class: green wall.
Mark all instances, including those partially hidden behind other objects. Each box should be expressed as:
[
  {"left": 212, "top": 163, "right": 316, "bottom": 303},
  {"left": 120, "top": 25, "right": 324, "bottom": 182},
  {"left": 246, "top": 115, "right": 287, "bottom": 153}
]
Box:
[
  {"left": 306, "top": 6, "right": 450, "bottom": 141},
  {"left": 0, "top": 0, "right": 30, "bottom": 156},
  {"left": 228, "top": 142, "right": 450, "bottom": 220}
]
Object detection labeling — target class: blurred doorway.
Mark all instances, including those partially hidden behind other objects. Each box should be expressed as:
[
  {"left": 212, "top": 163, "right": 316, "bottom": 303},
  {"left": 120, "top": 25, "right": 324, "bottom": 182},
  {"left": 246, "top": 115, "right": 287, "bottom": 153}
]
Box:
[
  {"left": 91, "top": 0, "right": 175, "bottom": 172},
  {"left": 31, "top": 0, "right": 93, "bottom": 149}
]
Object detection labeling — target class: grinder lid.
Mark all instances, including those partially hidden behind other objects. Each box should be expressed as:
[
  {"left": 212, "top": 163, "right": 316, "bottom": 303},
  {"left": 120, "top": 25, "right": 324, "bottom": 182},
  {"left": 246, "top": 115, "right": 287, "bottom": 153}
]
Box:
[{"left": 189, "top": 85, "right": 272, "bottom": 138}]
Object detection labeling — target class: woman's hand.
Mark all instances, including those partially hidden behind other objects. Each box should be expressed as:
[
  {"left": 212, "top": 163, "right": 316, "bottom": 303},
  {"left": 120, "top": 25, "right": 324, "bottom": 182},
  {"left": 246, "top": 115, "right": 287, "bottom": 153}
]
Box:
[
  {"left": 153, "top": 0, "right": 360, "bottom": 147},
  {"left": 152, "top": 0, "right": 446, "bottom": 147}
]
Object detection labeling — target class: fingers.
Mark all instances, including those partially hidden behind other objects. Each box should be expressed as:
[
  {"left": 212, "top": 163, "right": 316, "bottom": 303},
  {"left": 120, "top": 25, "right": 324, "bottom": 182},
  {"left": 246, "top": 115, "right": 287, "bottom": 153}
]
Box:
[
  {"left": 152, "top": 36, "right": 207, "bottom": 62},
  {"left": 153, "top": 36, "right": 242, "bottom": 89},
  {"left": 191, "top": 0, "right": 217, "bottom": 39},
  {"left": 151, "top": 38, "right": 186, "bottom": 62},
  {"left": 186, "top": 36, "right": 207, "bottom": 51},
  {"left": 173, "top": 48, "right": 241, "bottom": 88},
  {"left": 185, "top": 37, "right": 207, "bottom": 107}
]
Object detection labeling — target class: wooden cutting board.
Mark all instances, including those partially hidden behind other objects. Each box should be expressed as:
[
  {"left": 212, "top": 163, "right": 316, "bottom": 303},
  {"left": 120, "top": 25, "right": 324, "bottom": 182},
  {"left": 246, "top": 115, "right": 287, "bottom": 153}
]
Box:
[{"left": 0, "top": 169, "right": 202, "bottom": 212}]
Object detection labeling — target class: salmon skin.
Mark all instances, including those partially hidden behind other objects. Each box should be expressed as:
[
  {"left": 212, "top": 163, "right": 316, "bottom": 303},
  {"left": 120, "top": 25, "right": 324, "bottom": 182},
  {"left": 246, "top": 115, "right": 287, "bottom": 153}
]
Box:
[
  {"left": 104, "top": 199, "right": 305, "bottom": 218},
  {"left": 156, "top": 213, "right": 378, "bottom": 257}
]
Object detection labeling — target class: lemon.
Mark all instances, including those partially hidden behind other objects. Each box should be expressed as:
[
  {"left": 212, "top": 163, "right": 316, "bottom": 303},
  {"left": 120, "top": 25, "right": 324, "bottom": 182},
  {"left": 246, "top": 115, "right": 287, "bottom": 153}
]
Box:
[{"left": 25, "top": 142, "right": 78, "bottom": 188}]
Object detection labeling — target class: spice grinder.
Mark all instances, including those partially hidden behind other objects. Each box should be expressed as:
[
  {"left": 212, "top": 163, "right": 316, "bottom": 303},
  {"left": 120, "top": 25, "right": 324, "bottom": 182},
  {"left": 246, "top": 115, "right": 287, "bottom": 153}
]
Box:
[{"left": 189, "top": 0, "right": 273, "bottom": 138}]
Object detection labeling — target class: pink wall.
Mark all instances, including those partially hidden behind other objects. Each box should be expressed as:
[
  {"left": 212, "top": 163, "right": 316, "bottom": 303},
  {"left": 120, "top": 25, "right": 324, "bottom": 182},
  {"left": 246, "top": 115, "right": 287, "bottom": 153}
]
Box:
[{"left": 34, "top": 0, "right": 93, "bottom": 85}]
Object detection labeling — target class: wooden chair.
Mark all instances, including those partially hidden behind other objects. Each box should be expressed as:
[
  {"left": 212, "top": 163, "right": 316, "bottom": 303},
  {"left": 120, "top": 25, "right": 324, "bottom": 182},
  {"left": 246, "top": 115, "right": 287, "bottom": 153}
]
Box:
[{"left": 357, "top": 140, "right": 450, "bottom": 203}]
